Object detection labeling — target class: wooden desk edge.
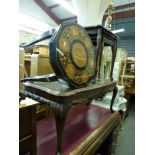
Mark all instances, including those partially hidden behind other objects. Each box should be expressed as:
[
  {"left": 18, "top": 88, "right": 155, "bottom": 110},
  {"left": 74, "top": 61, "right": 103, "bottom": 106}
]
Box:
[{"left": 70, "top": 112, "right": 121, "bottom": 155}]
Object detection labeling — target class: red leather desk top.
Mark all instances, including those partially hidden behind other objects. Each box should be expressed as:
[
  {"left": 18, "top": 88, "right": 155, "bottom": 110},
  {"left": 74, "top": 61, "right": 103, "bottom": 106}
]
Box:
[{"left": 37, "top": 104, "right": 115, "bottom": 155}]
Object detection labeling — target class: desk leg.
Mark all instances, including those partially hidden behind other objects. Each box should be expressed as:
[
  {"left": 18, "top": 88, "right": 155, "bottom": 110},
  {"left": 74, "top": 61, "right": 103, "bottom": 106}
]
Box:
[
  {"left": 110, "top": 86, "right": 118, "bottom": 113},
  {"left": 53, "top": 104, "right": 71, "bottom": 155}
]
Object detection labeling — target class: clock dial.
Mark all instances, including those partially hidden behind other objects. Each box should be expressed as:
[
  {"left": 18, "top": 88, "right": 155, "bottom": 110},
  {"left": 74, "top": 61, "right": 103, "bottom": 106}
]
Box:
[{"left": 72, "top": 42, "right": 87, "bottom": 68}]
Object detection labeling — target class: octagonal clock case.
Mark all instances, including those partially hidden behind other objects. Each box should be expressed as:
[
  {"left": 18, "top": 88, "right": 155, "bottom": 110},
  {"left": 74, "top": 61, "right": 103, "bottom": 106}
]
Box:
[{"left": 49, "top": 23, "right": 96, "bottom": 88}]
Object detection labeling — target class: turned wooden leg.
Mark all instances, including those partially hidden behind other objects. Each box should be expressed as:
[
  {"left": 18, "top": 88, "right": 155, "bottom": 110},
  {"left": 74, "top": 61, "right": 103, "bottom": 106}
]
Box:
[
  {"left": 52, "top": 104, "right": 71, "bottom": 155},
  {"left": 110, "top": 86, "right": 118, "bottom": 113}
]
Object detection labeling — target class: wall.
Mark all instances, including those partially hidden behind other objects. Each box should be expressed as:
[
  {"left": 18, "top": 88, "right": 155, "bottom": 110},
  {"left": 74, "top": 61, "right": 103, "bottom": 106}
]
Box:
[
  {"left": 19, "top": 31, "right": 37, "bottom": 44},
  {"left": 111, "top": 17, "right": 135, "bottom": 57},
  {"left": 117, "top": 37, "right": 135, "bottom": 57}
]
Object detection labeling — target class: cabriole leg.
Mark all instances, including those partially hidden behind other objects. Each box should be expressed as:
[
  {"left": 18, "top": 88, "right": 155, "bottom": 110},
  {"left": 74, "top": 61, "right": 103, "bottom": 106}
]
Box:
[
  {"left": 110, "top": 86, "right": 118, "bottom": 112},
  {"left": 52, "top": 104, "right": 71, "bottom": 155}
]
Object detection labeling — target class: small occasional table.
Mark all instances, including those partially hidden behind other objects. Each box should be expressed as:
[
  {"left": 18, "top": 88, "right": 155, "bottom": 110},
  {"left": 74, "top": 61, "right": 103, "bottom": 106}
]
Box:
[{"left": 23, "top": 80, "right": 118, "bottom": 155}]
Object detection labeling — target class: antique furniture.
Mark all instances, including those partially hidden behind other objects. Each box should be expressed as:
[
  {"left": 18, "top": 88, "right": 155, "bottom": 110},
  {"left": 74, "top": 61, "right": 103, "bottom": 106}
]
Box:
[
  {"left": 20, "top": 23, "right": 118, "bottom": 155},
  {"left": 20, "top": 97, "right": 52, "bottom": 121},
  {"left": 19, "top": 48, "right": 25, "bottom": 92},
  {"left": 116, "top": 48, "right": 128, "bottom": 85},
  {"left": 95, "top": 48, "right": 128, "bottom": 115},
  {"left": 100, "top": 47, "right": 128, "bottom": 82},
  {"left": 19, "top": 104, "right": 121, "bottom": 155},
  {"left": 24, "top": 54, "right": 53, "bottom": 77},
  {"left": 19, "top": 104, "right": 37, "bottom": 155},
  {"left": 36, "top": 104, "right": 122, "bottom": 155},
  {"left": 85, "top": 25, "right": 117, "bottom": 82},
  {"left": 33, "top": 45, "right": 49, "bottom": 56},
  {"left": 19, "top": 46, "right": 53, "bottom": 90},
  {"left": 23, "top": 80, "right": 118, "bottom": 155},
  {"left": 121, "top": 59, "right": 135, "bottom": 96}
]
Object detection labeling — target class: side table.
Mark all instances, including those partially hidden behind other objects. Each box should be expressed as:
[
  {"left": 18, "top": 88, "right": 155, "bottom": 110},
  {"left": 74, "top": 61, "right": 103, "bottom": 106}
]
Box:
[{"left": 23, "top": 80, "right": 118, "bottom": 155}]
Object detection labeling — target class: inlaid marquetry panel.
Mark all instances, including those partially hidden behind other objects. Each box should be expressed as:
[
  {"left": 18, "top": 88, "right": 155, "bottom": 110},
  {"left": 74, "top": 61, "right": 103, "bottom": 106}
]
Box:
[{"left": 49, "top": 23, "right": 95, "bottom": 88}]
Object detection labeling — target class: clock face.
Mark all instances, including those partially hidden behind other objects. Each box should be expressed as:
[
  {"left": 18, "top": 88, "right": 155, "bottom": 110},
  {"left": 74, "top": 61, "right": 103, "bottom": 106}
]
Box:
[
  {"left": 71, "top": 42, "right": 87, "bottom": 68},
  {"left": 49, "top": 23, "right": 95, "bottom": 88}
]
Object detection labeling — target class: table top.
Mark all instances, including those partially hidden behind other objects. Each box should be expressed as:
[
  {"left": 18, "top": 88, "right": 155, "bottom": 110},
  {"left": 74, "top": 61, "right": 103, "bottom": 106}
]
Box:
[
  {"left": 37, "top": 104, "right": 121, "bottom": 155},
  {"left": 85, "top": 25, "right": 118, "bottom": 40},
  {"left": 24, "top": 80, "right": 117, "bottom": 104}
]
